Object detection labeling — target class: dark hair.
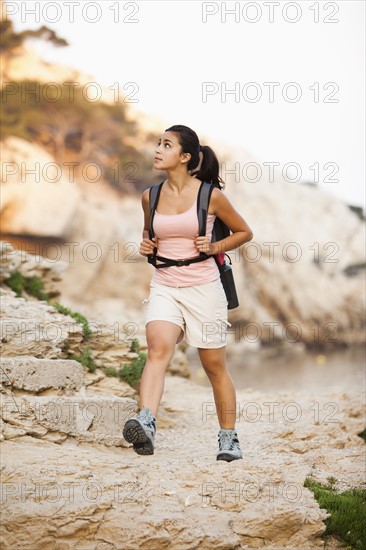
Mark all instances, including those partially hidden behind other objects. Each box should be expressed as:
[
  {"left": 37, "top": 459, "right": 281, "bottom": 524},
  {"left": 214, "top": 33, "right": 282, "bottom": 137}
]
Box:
[{"left": 165, "top": 124, "right": 225, "bottom": 189}]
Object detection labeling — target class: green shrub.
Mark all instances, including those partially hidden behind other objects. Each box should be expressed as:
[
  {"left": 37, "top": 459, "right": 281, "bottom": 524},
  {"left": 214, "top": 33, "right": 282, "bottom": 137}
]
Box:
[
  {"left": 5, "top": 271, "right": 26, "bottom": 297},
  {"left": 5, "top": 272, "right": 49, "bottom": 301},
  {"left": 105, "top": 367, "right": 118, "bottom": 377},
  {"left": 5, "top": 273, "right": 98, "bottom": 373},
  {"left": 6, "top": 274, "right": 92, "bottom": 341},
  {"left": 119, "top": 352, "right": 146, "bottom": 389},
  {"left": 27, "top": 275, "right": 49, "bottom": 301},
  {"left": 130, "top": 338, "right": 140, "bottom": 352},
  {"left": 69, "top": 347, "right": 96, "bottom": 373},
  {"left": 304, "top": 477, "right": 366, "bottom": 549}
]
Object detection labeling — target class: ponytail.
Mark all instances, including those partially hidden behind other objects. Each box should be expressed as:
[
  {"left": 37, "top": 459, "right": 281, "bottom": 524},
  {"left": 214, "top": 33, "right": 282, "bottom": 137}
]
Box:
[
  {"left": 165, "top": 125, "right": 225, "bottom": 190},
  {"left": 192, "top": 145, "right": 224, "bottom": 190}
]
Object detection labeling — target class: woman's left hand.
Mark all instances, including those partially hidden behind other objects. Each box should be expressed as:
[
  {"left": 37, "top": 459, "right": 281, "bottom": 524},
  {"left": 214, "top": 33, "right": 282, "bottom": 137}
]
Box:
[{"left": 194, "top": 235, "right": 215, "bottom": 255}]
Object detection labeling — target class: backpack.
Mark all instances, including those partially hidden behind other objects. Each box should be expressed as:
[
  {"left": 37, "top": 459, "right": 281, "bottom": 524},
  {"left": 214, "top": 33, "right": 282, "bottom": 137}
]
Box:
[{"left": 147, "top": 180, "right": 239, "bottom": 309}]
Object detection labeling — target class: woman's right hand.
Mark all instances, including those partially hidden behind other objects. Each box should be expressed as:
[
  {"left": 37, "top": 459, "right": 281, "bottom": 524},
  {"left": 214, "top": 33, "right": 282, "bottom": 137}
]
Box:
[{"left": 139, "top": 236, "right": 158, "bottom": 256}]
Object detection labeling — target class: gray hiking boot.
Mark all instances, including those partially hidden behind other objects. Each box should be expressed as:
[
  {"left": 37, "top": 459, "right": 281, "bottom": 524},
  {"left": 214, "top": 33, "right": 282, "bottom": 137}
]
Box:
[
  {"left": 216, "top": 428, "right": 243, "bottom": 462},
  {"left": 123, "top": 406, "right": 156, "bottom": 455}
]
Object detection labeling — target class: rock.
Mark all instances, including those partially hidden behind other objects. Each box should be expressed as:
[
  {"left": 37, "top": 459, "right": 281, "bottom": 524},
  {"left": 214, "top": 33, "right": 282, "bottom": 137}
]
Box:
[
  {"left": 0, "top": 289, "right": 84, "bottom": 358},
  {"left": 0, "top": 137, "right": 82, "bottom": 238},
  {"left": 166, "top": 348, "right": 190, "bottom": 378},
  {"left": 225, "top": 173, "right": 365, "bottom": 346},
  {"left": 1, "top": 376, "right": 364, "bottom": 550},
  {"left": 81, "top": 322, "right": 142, "bottom": 371},
  {"left": 0, "top": 286, "right": 137, "bottom": 373},
  {"left": 0, "top": 241, "right": 67, "bottom": 298},
  {"left": 0, "top": 356, "right": 84, "bottom": 395},
  {"left": 230, "top": 505, "right": 329, "bottom": 548},
  {"left": 0, "top": 394, "right": 138, "bottom": 447},
  {"left": 85, "top": 372, "right": 137, "bottom": 400}
]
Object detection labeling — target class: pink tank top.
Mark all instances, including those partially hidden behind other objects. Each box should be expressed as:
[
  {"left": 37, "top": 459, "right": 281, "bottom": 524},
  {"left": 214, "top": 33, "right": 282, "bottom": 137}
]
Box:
[{"left": 151, "top": 196, "right": 220, "bottom": 287}]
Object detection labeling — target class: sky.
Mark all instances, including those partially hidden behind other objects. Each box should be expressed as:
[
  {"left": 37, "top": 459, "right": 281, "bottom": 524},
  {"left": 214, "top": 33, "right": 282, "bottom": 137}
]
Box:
[{"left": 7, "top": 0, "right": 365, "bottom": 209}]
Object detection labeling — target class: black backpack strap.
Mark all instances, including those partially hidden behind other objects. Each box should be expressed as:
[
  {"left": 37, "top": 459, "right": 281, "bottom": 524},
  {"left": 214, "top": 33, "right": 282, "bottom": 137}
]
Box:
[
  {"left": 197, "top": 182, "right": 213, "bottom": 237},
  {"left": 152, "top": 253, "right": 211, "bottom": 269},
  {"left": 148, "top": 182, "right": 164, "bottom": 240},
  {"left": 147, "top": 180, "right": 219, "bottom": 268},
  {"left": 197, "top": 181, "right": 215, "bottom": 259},
  {"left": 147, "top": 182, "right": 164, "bottom": 267}
]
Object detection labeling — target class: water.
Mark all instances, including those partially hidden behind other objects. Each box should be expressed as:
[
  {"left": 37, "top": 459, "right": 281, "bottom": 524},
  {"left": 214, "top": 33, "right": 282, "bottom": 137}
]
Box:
[{"left": 186, "top": 345, "right": 366, "bottom": 393}]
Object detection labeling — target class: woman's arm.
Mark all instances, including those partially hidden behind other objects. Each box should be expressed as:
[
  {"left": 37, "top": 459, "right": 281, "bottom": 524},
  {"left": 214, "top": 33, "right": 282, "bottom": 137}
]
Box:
[{"left": 194, "top": 187, "right": 253, "bottom": 255}]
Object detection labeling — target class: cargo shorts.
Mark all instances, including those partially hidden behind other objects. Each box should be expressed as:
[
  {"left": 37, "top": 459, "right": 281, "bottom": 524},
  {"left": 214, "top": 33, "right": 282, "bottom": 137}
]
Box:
[{"left": 142, "top": 277, "right": 231, "bottom": 349}]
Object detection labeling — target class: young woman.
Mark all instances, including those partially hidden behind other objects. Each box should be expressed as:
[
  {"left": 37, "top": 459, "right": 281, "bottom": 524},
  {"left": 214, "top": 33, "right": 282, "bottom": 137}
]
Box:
[{"left": 123, "top": 125, "right": 253, "bottom": 461}]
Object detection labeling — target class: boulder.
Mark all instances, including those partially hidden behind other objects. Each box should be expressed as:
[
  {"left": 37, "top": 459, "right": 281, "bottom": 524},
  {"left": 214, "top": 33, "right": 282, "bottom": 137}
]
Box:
[
  {"left": 0, "top": 393, "right": 137, "bottom": 447},
  {"left": 0, "top": 356, "right": 84, "bottom": 395}
]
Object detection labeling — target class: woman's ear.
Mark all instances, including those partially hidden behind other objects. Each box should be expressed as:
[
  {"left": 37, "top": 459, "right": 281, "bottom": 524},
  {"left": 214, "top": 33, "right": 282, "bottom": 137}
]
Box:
[{"left": 180, "top": 152, "right": 191, "bottom": 165}]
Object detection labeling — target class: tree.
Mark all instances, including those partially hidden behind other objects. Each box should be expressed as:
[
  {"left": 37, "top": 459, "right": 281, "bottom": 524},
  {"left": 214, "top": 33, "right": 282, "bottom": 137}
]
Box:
[{"left": 0, "top": 9, "right": 68, "bottom": 79}]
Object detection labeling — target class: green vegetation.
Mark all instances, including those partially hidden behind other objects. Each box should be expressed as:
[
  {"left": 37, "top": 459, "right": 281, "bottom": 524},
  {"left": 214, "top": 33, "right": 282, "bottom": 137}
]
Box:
[
  {"left": 48, "top": 302, "right": 94, "bottom": 370},
  {"left": 119, "top": 352, "right": 146, "bottom": 389},
  {"left": 4, "top": 271, "right": 144, "bottom": 381},
  {"left": 1, "top": 15, "right": 156, "bottom": 192},
  {"left": 0, "top": 19, "right": 68, "bottom": 54},
  {"left": 1, "top": 79, "right": 153, "bottom": 192},
  {"left": 130, "top": 338, "right": 140, "bottom": 352},
  {"left": 4, "top": 270, "right": 96, "bottom": 369},
  {"left": 5, "top": 271, "right": 25, "bottom": 296},
  {"left": 105, "top": 367, "right": 119, "bottom": 377},
  {"left": 25, "top": 275, "right": 50, "bottom": 301},
  {"left": 5, "top": 271, "right": 50, "bottom": 301},
  {"left": 49, "top": 301, "right": 92, "bottom": 341},
  {"left": 69, "top": 347, "right": 97, "bottom": 373},
  {"left": 304, "top": 477, "right": 366, "bottom": 549},
  {"left": 5, "top": 271, "right": 92, "bottom": 340}
]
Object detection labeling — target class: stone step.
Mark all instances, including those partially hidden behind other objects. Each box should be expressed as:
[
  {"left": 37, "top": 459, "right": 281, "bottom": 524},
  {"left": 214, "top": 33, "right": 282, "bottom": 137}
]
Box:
[
  {"left": 0, "top": 291, "right": 84, "bottom": 358},
  {"left": 0, "top": 394, "right": 138, "bottom": 447},
  {"left": 0, "top": 356, "right": 84, "bottom": 395},
  {"left": 0, "top": 290, "right": 142, "bottom": 372}
]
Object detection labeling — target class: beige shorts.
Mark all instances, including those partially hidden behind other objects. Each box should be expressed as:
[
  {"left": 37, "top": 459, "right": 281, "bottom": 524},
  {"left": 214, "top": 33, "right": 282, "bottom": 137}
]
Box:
[{"left": 143, "top": 277, "right": 231, "bottom": 349}]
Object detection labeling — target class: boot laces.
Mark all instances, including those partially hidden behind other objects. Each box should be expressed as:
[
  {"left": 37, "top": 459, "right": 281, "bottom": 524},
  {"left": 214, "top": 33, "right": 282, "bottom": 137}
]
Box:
[
  {"left": 218, "top": 431, "right": 238, "bottom": 451},
  {"left": 138, "top": 409, "right": 156, "bottom": 432}
]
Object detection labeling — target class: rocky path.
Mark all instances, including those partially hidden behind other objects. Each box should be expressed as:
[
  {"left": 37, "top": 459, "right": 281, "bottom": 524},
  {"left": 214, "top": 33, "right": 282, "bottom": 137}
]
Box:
[{"left": 1, "top": 369, "right": 364, "bottom": 550}]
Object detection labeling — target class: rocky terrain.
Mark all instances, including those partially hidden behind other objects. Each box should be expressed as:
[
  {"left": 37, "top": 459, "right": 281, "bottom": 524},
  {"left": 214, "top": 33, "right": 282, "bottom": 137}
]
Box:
[
  {"left": 0, "top": 28, "right": 365, "bottom": 549},
  {"left": 0, "top": 242, "right": 365, "bottom": 549}
]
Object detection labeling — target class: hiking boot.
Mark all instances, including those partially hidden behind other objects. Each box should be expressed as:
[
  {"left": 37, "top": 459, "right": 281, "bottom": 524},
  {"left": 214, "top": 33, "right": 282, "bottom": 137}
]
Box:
[
  {"left": 122, "top": 406, "right": 156, "bottom": 455},
  {"left": 216, "top": 428, "right": 243, "bottom": 462}
]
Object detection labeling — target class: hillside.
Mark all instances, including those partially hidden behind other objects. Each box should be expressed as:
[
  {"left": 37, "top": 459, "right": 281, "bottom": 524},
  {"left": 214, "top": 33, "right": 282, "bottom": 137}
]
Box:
[{"left": 0, "top": 15, "right": 365, "bottom": 349}]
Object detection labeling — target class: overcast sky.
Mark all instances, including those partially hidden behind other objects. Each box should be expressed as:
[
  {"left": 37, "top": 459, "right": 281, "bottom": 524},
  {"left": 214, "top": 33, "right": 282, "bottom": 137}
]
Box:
[{"left": 7, "top": 0, "right": 365, "bottom": 209}]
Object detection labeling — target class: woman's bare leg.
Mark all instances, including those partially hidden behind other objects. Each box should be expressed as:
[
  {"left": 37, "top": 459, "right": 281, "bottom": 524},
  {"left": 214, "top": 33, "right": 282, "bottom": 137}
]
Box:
[
  {"left": 198, "top": 347, "right": 237, "bottom": 429},
  {"left": 139, "top": 320, "right": 183, "bottom": 416}
]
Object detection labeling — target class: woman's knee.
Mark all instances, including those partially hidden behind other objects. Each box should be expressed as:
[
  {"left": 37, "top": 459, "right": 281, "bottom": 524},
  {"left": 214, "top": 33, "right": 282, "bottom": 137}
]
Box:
[
  {"left": 202, "top": 359, "right": 227, "bottom": 377},
  {"left": 198, "top": 348, "right": 227, "bottom": 377},
  {"left": 203, "top": 362, "right": 227, "bottom": 378},
  {"left": 147, "top": 343, "right": 174, "bottom": 363},
  {"left": 146, "top": 321, "right": 181, "bottom": 362}
]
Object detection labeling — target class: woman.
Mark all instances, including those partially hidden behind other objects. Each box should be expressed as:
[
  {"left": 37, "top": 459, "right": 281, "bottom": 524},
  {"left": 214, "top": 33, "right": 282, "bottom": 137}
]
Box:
[{"left": 123, "top": 125, "right": 253, "bottom": 461}]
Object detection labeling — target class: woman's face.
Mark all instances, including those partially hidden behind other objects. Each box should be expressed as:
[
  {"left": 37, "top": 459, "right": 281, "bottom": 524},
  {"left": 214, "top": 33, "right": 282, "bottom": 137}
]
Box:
[{"left": 154, "top": 131, "right": 189, "bottom": 171}]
